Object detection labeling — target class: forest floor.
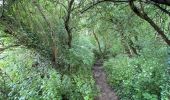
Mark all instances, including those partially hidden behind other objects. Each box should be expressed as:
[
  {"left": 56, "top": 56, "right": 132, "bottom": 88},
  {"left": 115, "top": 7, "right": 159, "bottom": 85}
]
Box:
[{"left": 93, "top": 60, "right": 118, "bottom": 100}]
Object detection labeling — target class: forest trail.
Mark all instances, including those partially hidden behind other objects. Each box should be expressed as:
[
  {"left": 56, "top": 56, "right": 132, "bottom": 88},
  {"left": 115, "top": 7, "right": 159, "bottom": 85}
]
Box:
[{"left": 93, "top": 60, "right": 118, "bottom": 100}]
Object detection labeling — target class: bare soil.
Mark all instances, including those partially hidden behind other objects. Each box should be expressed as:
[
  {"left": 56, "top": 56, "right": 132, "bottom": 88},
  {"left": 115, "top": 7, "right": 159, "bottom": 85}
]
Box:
[{"left": 93, "top": 60, "right": 118, "bottom": 100}]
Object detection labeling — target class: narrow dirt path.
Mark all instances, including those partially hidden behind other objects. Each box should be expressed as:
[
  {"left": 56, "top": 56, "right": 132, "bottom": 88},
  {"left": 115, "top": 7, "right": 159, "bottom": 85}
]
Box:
[{"left": 93, "top": 60, "right": 118, "bottom": 100}]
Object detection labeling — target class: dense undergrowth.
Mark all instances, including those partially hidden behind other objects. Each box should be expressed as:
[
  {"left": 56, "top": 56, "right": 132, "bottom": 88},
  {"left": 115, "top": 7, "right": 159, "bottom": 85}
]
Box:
[
  {"left": 0, "top": 35, "right": 97, "bottom": 100},
  {"left": 1, "top": 0, "right": 170, "bottom": 100},
  {"left": 104, "top": 40, "right": 170, "bottom": 100}
]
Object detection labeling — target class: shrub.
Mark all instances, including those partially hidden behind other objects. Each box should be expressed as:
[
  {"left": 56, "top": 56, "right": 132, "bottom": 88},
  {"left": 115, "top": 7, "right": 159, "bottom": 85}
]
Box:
[
  {"left": 0, "top": 46, "right": 96, "bottom": 100},
  {"left": 104, "top": 44, "right": 169, "bottom": 100}
]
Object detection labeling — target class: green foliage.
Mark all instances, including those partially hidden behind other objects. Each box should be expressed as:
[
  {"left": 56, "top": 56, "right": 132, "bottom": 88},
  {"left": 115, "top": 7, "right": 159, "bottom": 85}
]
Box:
[
  {"left": 69, "top": 34, "right": 94, "bottom": 66},
  {"left": 1, "top": 0, "right": 170, "bottom": 100},
  {"left": 0, "top": 47, "right": 96, "bottom": 100},
  {"left": 104, "top": 41, "right": 169, "bottom": 100},
  {"left": 2, "top": 0, "right": 70, "bottom": 63},
  {"left": 104, "top": 55, "right": 135, "bottom": 85}
]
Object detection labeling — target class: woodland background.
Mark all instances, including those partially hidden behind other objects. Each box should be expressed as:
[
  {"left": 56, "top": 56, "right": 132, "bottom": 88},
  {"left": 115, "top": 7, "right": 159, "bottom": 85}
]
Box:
[{"left": 0, "top": 0, "right": 170, "bottom": 100}]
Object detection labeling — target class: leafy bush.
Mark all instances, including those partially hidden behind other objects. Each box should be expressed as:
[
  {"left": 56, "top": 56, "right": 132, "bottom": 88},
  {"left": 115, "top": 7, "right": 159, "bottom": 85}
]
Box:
[
  {"left": 104, "top": 43, "right": 169, "bottom": 100},
  {"left": 68, "top": 34, "right": 95, "bottom": 67},
  {"left": 0, "top": 46, "right": 96, "bottom": 100},
  {"left": 104, "top": 55, "right": 135, "bottom": 86}
]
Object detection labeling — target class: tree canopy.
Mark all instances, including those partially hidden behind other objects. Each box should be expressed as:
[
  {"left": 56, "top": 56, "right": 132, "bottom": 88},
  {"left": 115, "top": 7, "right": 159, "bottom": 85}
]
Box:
[{"left": 0, "top": 0, "right": 170, "bottom": 100}]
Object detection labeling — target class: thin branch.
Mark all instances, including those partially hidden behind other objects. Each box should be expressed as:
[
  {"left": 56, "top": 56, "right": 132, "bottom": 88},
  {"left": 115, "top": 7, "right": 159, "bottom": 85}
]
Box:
[
  {"left": 64, "top": 0, "right": 74, "bottom": 48},
  {"left": 150, "top": 0, "right": 170, "bottom": 6},
  {"left": 57, "top": 1, "right": 67, "bottom": 11},
  {"left": 154, "top": 4, "right": 170, "bottom": 16},
  {"left": 129, "top": 0, "right": 170, "bottom": 46},
  {"left": 72, "top": 0, "right": 86, "bottom": 11},
  {"left": 92, "top": 30, "right": 103, "bottom": 57},
  {"left": 81, "top": 0, "right": 128, "bottom": 14},
  {"left": 32, "top": 0, "right": 57, "bottom": 66}
]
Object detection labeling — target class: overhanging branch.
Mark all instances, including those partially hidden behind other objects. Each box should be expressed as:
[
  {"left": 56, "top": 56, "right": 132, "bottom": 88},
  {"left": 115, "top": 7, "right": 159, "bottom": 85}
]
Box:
[
  {"left": 129, "top": 0, "right": 170, "bottom": 46},
  {"left": 150, "top": 0, "right": 170, "bottom": 6},
  {"left": 154, "top": 4, "right": 170, "bottom": 16},
  {"left": 81, "top": 0, "right": 128, "bottom": 13}
]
